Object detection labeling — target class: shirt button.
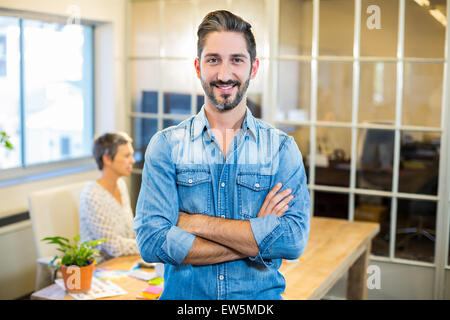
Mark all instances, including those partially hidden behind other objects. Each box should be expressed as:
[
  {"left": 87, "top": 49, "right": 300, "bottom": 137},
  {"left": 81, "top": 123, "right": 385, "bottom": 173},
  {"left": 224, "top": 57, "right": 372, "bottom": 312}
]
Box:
[
  {"left": 221, "top": 182, "right": 225, "bottom": 187},
  {"left": 188, "top": 179, "right": 193, "bottom": 184},
  {"left": 254, "top": 183, "right": 260, "bottom": 188},
  {"left": 219, "top": 275, "right": 224, "bottom": 281}
]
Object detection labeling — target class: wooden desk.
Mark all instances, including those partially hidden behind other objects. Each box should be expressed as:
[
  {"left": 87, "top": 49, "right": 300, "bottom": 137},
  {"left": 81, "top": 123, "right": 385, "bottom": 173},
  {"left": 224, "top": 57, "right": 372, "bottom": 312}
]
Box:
[
  {"left": 32, "top": 217, "right": 379, "bottom": 300},
  {"left": 280, "top": 217, "right": 379, "bottom": 300},
  {"left": 31, "top": 255, "right": 147, "bottom": 300}
]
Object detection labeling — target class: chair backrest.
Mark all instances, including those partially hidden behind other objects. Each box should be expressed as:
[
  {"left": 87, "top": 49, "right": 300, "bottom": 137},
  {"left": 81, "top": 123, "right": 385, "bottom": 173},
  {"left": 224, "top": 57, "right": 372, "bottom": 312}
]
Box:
[{"left": 28, "top": 181, "right": 90, "bottom": 259}]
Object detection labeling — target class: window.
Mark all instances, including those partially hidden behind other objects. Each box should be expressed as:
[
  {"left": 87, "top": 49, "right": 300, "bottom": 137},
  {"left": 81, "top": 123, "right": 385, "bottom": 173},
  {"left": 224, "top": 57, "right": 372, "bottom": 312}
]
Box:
[
  {"left": 277, "top": 0, "right": 447, "bottom": 266},
  {"left": 0, "top": 15, "right": 94, "bottom": 172}
]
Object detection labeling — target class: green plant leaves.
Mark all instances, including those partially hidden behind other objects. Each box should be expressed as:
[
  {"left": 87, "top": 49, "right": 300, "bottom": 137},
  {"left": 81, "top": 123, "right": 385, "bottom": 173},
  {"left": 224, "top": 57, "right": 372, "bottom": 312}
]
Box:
[
  {"left": 41, "top": 234, "right": 108, "bottom": 267},
  {"left": 61, "top": 253, "right": 73, "bottom": 266},
  {"left": 0, "top": 131, "right": 13, "bottom": 150}
]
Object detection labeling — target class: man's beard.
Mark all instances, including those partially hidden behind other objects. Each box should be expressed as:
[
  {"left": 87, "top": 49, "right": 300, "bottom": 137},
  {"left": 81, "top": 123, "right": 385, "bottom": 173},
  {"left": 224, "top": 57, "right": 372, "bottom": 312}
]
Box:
[{"left": 201, "top": 77, "right": 250, "bottom": 112}]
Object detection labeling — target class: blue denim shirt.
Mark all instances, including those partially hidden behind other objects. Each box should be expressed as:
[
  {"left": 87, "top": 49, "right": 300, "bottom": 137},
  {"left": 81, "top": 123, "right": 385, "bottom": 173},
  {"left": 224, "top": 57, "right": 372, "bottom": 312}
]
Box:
[{"left": 133, "top": 106, "right": 310, "bottom": 300}]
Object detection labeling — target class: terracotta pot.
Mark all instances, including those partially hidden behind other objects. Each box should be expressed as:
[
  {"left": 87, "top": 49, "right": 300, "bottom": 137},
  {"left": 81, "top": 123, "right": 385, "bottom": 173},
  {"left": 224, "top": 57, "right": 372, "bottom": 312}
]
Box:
[{"left": 60, "top": 260, "right": 95, "bottom": 293}]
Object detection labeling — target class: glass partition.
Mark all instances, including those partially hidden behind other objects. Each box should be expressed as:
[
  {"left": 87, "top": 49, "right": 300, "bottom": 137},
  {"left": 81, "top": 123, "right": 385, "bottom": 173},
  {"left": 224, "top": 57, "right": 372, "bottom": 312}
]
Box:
[
  {"left": 360, "top": 0, "right": 399, "bottom": 57},
  {"left": 354, "top": 194, "right": 391, "bottom": 257},
  {"left": 404, "top": 0, "right": 446, "bottom": 59},
  {"left": 396, "top": 198, "right": 437, "bottom": 263},
  {"left": 402, "top": 62, "right": 443, "bottom": 128},
  {"left": 319, "top": 0, "right": 354, "bottom": 56},
  {"left": 277, "top": 60, "right": 311, "bottom": 122},
  {"left": 317, "top": 61, "right": 353, "bottom": 123},
  {"left": 359, "top": 62, "right": 397, "bottom": 124},
  {"left": 279, "top": 0, "right": 313, "bottom": 56},
  {"left": 315, "top": 127, "right": 352, "bottom": 188}
]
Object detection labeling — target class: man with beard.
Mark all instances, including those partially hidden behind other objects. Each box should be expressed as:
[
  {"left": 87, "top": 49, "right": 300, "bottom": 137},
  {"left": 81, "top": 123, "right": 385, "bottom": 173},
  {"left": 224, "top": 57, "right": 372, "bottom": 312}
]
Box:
[{"left": 133, "top": 10, "right": 310, "bottom": 300}]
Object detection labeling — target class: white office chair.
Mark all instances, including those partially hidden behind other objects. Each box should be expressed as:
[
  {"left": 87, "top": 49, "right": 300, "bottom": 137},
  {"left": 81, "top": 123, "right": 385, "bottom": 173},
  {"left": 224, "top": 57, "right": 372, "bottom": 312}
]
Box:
[{"left": 28, "top": 181, "right": 90, "bottom": 291}]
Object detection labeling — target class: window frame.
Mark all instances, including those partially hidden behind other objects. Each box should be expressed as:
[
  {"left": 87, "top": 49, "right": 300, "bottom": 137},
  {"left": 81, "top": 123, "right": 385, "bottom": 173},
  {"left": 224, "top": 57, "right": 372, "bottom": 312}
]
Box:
[{"left": 0, "top": 9, "right": 97, "bottom": 184}]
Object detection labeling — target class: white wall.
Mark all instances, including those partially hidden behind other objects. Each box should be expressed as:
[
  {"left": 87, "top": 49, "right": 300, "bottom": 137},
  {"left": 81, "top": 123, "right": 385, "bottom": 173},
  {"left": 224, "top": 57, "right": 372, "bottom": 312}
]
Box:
[
  {"left": 324, "top": 259, "right": 435, "bottom": 300},
  {"left": 0, "top": 0, "right": 129, "bottom": 299}
]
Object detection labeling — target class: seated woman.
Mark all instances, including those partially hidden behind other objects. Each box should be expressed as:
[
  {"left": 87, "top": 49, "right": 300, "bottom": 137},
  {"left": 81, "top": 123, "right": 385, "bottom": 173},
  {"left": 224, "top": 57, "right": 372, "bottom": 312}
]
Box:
[{"left": 79, "top": 132, "right": 139, "bottom": 263}]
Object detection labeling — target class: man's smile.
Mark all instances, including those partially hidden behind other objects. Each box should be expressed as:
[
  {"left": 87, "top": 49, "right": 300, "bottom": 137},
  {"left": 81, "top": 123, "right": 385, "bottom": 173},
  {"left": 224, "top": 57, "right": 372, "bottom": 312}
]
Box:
[
  {"left": 211, "top": 81, "right": 240, "bottom": 95},
  {"left": 215, "top": 84, "right": 236, "bottom": 94}
]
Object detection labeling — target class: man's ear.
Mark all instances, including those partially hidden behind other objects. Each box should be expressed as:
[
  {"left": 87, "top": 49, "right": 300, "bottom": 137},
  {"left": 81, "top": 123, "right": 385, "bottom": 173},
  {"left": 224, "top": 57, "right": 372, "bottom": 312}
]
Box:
[
  {"left": 250, "top": 58, "right": 259, "bottom": 80},
  {"left": 194, "top": 57, "right": 201, "bottom": 79}
]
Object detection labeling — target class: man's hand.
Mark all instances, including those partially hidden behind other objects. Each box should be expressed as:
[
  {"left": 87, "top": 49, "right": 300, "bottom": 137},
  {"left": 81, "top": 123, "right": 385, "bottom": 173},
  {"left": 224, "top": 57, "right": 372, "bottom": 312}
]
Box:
[{"left": 258, "top": 183, "right": 293, "bottom": 218}]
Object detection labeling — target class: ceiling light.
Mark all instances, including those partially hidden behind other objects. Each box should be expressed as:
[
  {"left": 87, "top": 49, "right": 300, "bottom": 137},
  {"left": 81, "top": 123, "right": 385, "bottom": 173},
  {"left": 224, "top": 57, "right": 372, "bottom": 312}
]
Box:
[
  {"left": 414, "top": 0, "right": 430, "bottom": 7},
  {"left": 429, "top": 9, "right": 447, "bottom": 27}
]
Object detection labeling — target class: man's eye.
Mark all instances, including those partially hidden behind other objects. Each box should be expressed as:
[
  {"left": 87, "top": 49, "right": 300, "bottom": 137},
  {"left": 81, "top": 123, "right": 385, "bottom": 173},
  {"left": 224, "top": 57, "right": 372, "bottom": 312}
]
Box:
[
  {"left": 233, "top": 58, "right": 243, "bottom": 63},
  {"left": 208, "top": 58, "right": 218, "bottom": 63}
]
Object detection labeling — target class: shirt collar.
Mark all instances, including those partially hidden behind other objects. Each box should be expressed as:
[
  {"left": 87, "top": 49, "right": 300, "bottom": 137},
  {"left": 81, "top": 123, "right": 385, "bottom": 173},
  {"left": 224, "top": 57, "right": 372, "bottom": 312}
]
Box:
[{"left": 191, "top": 105, "right": 258, "bottom": 141}]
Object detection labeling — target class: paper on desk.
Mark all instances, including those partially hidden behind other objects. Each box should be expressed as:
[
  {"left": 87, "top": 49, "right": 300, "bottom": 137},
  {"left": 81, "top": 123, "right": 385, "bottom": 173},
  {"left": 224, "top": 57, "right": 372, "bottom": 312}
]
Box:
[
  {"left": 94, "top": 268, "right": 130, "bottom": 281},
  {"left": 282, "top": 258, "right": 302, "bottom": 264},
  {"left": 55, "top": 277, "right": 127, "bottom": 300},
  {"left": 128, "top": 269, "right": 158, "bottom": 281}
]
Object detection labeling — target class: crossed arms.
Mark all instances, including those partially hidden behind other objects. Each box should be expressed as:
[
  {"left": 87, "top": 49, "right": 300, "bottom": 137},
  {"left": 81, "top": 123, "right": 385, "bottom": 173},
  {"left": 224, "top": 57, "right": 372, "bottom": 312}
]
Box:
[
  {"left": 133, "top": 132, "right": 310, "bottom": 267},
  {"left": 178, "top": 182, "right": 293, "bottom": 265}
]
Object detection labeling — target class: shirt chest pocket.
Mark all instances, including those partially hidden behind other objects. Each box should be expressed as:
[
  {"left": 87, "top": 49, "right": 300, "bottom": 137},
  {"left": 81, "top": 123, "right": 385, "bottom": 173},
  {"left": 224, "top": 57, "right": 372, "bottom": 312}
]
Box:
[
  {"left": 237, "top": 173, "right": 271, "bottom": 219},
  {"left": 176, "top": 170, "right": 212, "bottom": 215}
]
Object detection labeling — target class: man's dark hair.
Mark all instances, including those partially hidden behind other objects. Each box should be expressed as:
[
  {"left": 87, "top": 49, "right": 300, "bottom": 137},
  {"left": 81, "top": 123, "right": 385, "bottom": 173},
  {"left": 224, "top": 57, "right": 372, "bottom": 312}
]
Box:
[
  {"left": 93, "top": 132, "right": 132, "bottom": 170},
  {"left": 197, "top": 10, "right": 257, "bottom": 62}
]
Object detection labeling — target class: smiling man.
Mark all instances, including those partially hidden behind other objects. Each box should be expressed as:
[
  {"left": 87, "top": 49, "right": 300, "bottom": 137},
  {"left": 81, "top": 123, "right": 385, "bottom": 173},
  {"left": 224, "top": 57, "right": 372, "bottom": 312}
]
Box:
[
  {"left": 198, "top": 32, "right": 252, "bottom": 112},
  {"left": 133, "top": 10, "right": 310, "bottom": 300}
]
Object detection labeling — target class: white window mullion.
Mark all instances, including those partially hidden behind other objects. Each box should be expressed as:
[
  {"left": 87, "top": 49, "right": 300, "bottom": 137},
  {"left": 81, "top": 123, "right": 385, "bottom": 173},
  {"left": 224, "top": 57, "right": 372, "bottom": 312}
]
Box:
[
  {"left": 263, "top": 0, "right": 279, "bottom": 125},
  {"left": 192, "top": 0, "right": 200, "bottom": 116},
  {"left": 389, "top": 0, "right": 406, "bottom": 261},
  {"left": 349, "top": 0, "right": 361, "bottom": 221},
  {"left": 433, "top": 0, "right": 450, "bottom": 301},
  {"left": 309, "top": 0, "right": 320, "bottom": 216}
]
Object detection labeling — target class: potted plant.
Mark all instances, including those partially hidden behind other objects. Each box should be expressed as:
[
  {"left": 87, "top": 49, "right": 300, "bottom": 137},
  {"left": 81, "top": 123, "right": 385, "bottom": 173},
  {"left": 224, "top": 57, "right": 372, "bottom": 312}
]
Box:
[{"left": 42, "top": 234, "right": 107, "bottom": 293}]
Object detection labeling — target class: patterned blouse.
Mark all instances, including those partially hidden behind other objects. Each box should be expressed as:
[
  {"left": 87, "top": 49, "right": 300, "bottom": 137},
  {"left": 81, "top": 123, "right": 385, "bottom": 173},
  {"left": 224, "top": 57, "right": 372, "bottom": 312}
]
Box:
[{"left": 79, "top": 179, "right": 139, "bottom": 263}]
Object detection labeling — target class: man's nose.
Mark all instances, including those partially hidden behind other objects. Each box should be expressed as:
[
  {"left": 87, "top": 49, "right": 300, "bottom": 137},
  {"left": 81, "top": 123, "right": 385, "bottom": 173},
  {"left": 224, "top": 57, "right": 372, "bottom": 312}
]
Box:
[{"left": 217, "top": 61, "right": 232, "bottom": 82}]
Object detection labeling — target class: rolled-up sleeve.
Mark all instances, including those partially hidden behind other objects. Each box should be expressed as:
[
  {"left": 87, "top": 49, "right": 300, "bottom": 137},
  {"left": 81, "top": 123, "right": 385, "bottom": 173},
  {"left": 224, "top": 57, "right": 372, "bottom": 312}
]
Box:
[
  {"left": 249, "top": 136, "right": 311, "bottom": 265},
  {"left": 133, "top": 132, "right": 195, "bottom": 265}
]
